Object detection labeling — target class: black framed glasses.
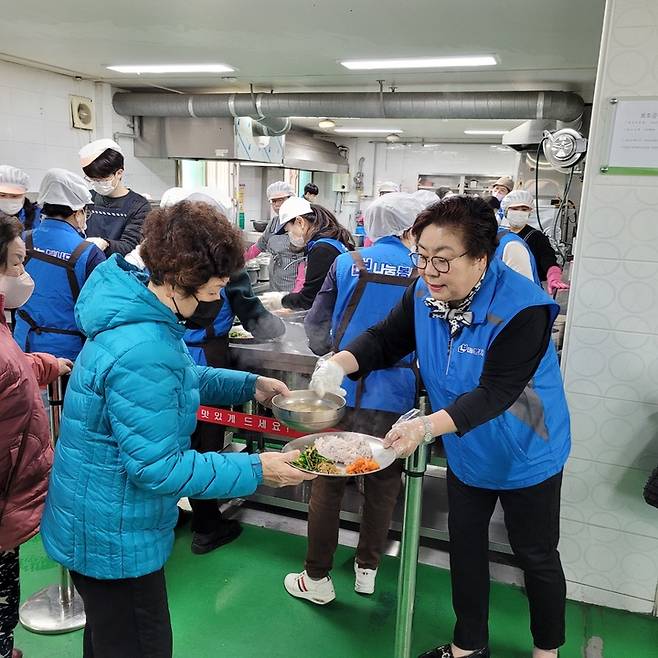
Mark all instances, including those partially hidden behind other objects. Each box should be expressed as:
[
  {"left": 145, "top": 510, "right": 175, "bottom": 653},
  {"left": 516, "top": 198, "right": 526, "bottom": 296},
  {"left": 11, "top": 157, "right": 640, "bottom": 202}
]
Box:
[{"left": 409, "top": 250, "right": 469, "bottom": 273}]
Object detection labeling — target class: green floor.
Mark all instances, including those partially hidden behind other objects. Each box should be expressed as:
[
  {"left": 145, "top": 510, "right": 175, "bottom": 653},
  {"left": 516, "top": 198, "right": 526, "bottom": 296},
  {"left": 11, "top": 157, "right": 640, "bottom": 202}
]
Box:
[{"left": 15, "top": 524, "right": 658, "bottom": 658}]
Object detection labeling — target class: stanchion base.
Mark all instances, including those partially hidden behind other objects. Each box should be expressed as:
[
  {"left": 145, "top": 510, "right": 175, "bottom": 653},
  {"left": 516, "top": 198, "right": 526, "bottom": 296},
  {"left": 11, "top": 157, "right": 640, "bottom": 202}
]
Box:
[{"left": 19, "top": 584, "right": 86, "bottom": 634}]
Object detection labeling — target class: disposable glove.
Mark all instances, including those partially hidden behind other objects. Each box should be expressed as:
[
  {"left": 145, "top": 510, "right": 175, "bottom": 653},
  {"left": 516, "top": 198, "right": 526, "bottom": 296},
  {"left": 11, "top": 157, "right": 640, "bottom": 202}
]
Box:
[
  {"left": 546, "top": 266, "right": 570, "bottom": 295},
  {"left": 86, "top": 236, "right": 109, "bottom": 251},
  {"left": 309, "top": 354, "right": 346, "bottom": 398},
  {"left": 383, "top": 414, "right": 433, "bottom": 458},
  {"left": 260, "top": 291, "right": 286, "bottom": 311}
]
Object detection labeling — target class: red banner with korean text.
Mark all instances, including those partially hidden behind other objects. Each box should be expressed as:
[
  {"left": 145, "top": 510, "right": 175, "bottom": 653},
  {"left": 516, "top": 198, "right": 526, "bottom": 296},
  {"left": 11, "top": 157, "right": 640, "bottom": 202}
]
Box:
[{"left": 197, "top": 406, "right": 305, "bottom": 439}]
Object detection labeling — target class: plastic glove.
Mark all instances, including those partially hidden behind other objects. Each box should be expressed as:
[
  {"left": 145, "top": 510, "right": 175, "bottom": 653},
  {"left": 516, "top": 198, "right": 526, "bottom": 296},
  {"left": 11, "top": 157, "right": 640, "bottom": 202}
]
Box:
[
  {"left": 254, "top": 376, "right": 289, "bottom": 406},
  {"left": 259, "top": 450, "right": 317, "bottom": 487},
  {"left": 309, "top": 354, "right": 346, "bottom": 398},
  {"left": 546, "top": 266, "right": 570, "bottom": 295},
  {"left": 86, "top": 236, "right": 109, "bottom": 251},
  {"left": 383, "top": 416, "right": 431, "bottom": 458},
  {"left": 260, "top": 291, "right": 286, "bottom": 311}
]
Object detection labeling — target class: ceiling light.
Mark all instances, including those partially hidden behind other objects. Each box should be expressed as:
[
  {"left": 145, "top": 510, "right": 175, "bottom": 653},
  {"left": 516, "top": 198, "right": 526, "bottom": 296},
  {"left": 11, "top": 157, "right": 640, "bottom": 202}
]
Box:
[
  {"left": 318, "top": 119, "right": 336, "bottom": 129},
  {"left": 464, "top": 130, "right": 509, "bottom": 135},
  {"left": 106, "top": 64, "right": 235, "bottom": 74},
  {"left": 340, "top": 56, "right": 496, "bottom": 70},
  {"left": 386, "top": 133, "right": 401, "bottom": 143},
  {"left": 333, "top": 128, "right": 403, "bottom": 134}
]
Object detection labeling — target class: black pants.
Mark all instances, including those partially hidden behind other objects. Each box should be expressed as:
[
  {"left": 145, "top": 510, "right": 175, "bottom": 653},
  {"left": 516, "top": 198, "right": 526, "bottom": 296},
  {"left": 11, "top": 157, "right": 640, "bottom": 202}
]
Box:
[
  {"left": 0, "top": 548, "right": 19, "bottom": 658},
  {"left": 70, "top": 569, "right": 172, "bottom": 658},
  {"left": 447, "top": 468, "right": 566, "bottom": 651}
]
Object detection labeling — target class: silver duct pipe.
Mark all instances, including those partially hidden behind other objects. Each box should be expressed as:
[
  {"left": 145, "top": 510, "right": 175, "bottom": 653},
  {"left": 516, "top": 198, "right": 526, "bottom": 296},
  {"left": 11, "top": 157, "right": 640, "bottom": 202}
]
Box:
[
  {"left": 252, "top": 116, "right": 292, "bottom": 136},
  {"left": 113, "top": 90, "right": 584, "bottom": 123}
]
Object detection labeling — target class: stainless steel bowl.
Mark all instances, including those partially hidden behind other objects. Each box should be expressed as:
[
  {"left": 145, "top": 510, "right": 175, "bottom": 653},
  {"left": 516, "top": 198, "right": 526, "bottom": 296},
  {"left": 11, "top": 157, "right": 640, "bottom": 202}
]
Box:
[{"left": 272, "top": 390, "right": 346, "bottom": 432}]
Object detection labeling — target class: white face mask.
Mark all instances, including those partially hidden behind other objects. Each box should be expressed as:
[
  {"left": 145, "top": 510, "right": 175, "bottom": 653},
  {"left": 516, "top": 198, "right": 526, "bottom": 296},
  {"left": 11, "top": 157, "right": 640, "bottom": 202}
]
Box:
[
  {"left": 288, "top": 232, "right": 306, "bottom": 248},
  {"left": 506, "top": 209, "right": 531, "bottom": 229},
  {"left": 0, "top": 197, "right": 25, "bottom": 217},
  {"left": 0, "top": 271, "right": 35, "bottom": 308},
  {"left": 91, "top": 175, "right": 118, "bottom": 196}
]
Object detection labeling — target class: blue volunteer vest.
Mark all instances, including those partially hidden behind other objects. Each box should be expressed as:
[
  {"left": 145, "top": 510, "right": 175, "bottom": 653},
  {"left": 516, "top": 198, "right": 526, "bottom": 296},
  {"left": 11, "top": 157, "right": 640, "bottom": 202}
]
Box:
[
  {"left": 18, "top": 205, "right": 41, "bottom": 230},
  {"left": 332, "top": 236, "right": 419, "bottom": 414},
  {"left": 413, "top": 257, "right": 570, "bottom": 489},
  {"left": 183, "top": 288, "right": 234, "bottom": 366},
  {"left": 495, "top": 228, "right": 541, "bottom": 285},
  {"left": 14, "top": 218, "right": 95, "bottom": 360},
  {"left": 306, "top": 236, "right": 350, "bottom": 256}
]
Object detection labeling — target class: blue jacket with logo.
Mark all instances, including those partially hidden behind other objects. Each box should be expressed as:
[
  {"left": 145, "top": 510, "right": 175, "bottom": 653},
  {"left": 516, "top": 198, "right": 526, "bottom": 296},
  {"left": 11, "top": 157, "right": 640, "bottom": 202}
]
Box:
[
  {"left": 183, "top": 288, "right": 234, "bottom": 366},
  {"left": 332, "top": 236, "right": 418, "bottom": 413},
  {"left": 40, "top": 255, "right": 264, "bottom": 579},
  {"left": 413, "top": 257, "right": 570, "bottom": 489},
  {"left": 14, "top": 218, "right": 105, "bottom": 360},
  {"left": 495, "top": 228, "right": 541, "bottom": 285}
]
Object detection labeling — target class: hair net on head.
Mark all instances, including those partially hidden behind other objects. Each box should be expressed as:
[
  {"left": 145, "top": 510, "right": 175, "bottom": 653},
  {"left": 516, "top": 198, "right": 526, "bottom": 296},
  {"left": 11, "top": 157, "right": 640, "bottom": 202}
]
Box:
[
  {"left": 79, "top": 138, "right": 123, "bottom": 167},
  {"left": 364, "top": 192, "right": 425, "bottom": 242},
  {"left": 38, "top": 168, "right": 92, "bottom": 210},
  {"left": 267, "top": 181, "right": 295, "bottom": 200},
  {"left": 378, "top": 181, "right": 400, "bottom": 194},
  {"left": 501, "top": 189, "right": 535, "bottom": 212},
  {"left": 412, "top": 189, "right": 440, "bottom": 208},
  {"left": 185, "top": 192, "right": 230, "bottom": 217},
  {"left": 0, "top": 165, "right": 30, "bottom": 194},
  {"left": 160, "top": 187, "right": 188, "bottom": 208}
]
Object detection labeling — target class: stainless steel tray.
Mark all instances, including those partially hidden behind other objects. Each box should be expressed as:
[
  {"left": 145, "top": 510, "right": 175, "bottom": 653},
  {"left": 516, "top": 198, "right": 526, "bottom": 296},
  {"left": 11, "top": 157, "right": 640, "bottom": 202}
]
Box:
[{"left": 282, "top": 431, "right": 397, "bottom": 478}]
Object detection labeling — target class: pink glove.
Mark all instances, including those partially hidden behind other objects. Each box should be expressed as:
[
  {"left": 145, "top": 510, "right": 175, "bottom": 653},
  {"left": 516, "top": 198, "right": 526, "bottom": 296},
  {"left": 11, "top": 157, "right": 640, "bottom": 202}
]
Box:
[
  {"left": 292, "top": 261, "right": 306, "bottom": 293},
  {"left": 546, "top": 266, "right": 570, "bottom": 295},
  {"left": 244, "top": 244, "right": 262, "bottom": 261}
]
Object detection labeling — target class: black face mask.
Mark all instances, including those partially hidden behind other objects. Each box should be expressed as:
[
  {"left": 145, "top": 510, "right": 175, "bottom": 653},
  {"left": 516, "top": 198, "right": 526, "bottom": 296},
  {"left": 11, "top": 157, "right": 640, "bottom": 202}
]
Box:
[{"left": 173, "top": 294, "right": 222, "bottom": 330}]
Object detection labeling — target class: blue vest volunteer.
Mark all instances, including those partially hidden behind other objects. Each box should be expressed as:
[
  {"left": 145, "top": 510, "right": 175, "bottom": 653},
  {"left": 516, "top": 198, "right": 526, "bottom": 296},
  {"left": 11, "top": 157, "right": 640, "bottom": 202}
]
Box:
[
  {"left": 18, "top": 204, "right": 41, "bottom": 230},
  {"left": 332, "top": 235, "right": 419, "bottom": 414},
  {"left": 183, "top": 288, "right": 234, "bottom": 366},
  {"left": 307, "top": 236, "right": 349, "bottom": 256},
  {"left": 14, "top": 218, "right": 98, "bottom": 360},
  {"left": 413, "top": 257, "right": 570, "bottom": 489},
  {"left": 495, "top": 228, "right": 541, "bottom": 285}
]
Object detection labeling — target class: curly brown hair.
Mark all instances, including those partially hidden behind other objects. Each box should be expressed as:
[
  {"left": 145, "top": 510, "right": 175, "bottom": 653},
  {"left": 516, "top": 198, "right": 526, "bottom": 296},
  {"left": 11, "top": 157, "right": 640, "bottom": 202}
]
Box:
[{"left": 140, "top": 200, "right": 245, "bottom": 296}]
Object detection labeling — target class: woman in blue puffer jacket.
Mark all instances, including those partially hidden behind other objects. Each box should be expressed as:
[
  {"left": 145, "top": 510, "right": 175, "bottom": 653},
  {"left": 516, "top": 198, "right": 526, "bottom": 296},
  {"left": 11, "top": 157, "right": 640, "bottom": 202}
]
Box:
[{"left": 40, "top": 200, "right": 314, "bottom": 658}]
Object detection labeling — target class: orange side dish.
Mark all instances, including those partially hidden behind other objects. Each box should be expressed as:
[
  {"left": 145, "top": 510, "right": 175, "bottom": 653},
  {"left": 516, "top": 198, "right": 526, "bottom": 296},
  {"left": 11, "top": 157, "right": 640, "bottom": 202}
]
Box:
[{"left": 345, "top": 457, "right": 380, "bottom": 474}]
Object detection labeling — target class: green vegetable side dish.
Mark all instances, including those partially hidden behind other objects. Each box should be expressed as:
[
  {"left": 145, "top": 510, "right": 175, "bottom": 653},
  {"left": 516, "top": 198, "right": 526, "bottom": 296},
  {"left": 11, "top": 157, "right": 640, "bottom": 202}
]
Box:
[{"left": 292, "top": 446, "right": 340, "bottom": 475}]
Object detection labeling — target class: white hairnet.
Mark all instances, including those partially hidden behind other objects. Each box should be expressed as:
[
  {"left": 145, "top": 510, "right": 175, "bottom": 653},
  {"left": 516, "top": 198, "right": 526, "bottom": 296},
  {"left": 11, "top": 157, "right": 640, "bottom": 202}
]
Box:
[
  {"left": 185, "top": 192, "right": 230, "bottom": 217},
  {"left": 160, "top": 187, "right": 231, "bottom": 216},
  {"left": 267, "top": 181, "right": 295, "bottom": 200},
  {"left": 38, "top": 168, "right": 92, "bottom": 210},
  {"left": 378, "top": 181, "right": 400, "bottom": 194},
  {"left": 0, "top": 165, "right": 30, "bottom": 194},
  {"left": 412, "top": 189, "right": 440, "bottom": 208},
  {"left": 364, "top": 192, "right": 425, "bottom": 242},
  {"left": 159, "top": 187, "right": 188, "bottom": 208},
  {"left": 501, "top": 189, "right": 535, "bottom": 212},
  {"left": 79, "top": 138, "right": 123, "bottom": 167}
]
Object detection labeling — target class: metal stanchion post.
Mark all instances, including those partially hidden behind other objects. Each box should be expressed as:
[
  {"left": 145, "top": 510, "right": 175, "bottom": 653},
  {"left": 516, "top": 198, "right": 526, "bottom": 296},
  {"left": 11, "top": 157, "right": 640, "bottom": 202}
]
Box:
[
  {"left": 394, "top": 440, "right": 431, "bottom": 658},
  {"left": 19, "top": 376, "right": 86, "bottom": 634}
]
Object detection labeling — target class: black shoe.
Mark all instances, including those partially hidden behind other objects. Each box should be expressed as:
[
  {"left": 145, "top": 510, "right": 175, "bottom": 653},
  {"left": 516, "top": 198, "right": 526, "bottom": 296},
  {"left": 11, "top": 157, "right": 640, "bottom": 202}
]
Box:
[
  {"left": 418, "top": 645, "right": 490, "bottom": 658},
  {"left": 175, "top": 507, "right": 193, "bottom": 529},
  {"left": 191, "top": 520, "right": 243, "bottom": 554}
]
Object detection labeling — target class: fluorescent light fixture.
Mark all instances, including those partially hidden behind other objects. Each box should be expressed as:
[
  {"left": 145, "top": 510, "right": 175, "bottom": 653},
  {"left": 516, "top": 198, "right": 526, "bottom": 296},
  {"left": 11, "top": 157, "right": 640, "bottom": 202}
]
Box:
[
  {"left": 333, "top": 128, "right": 403, "bottom": 134},
  {"left": 106, "top": 64, "right": 235, "bottom": 74},
  {"left": 341, "top": 56, "right": 496, "bottom": 70},
  {"left": 464, "top": 130, "right": 509, "bottom": 135},
  {"left": 318, "top": 119, "right": 336, "bottom": 129}
]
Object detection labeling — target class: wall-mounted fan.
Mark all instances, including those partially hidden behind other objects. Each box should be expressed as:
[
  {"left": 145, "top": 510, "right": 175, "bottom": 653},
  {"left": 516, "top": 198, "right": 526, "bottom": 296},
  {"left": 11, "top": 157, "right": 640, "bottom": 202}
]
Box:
[
  {"left": 542, "top": 128, "right": 587, "bottom": 172},
  {"left": 70, "top": 95, "right": 95, "bottom": 131}
]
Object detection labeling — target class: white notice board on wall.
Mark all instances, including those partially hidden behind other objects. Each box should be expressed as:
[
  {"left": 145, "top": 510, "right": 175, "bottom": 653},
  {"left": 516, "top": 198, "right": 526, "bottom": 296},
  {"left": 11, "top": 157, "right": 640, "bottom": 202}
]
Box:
[{"left": 603, "top": 97, "right": 658, "bottom": 175}]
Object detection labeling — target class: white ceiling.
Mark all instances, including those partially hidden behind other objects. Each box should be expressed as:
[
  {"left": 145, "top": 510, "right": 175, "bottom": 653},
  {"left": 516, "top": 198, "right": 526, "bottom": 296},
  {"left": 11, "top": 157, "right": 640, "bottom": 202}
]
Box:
[{"left": 0, "top": 0, "right": 605, "bottom": 139}]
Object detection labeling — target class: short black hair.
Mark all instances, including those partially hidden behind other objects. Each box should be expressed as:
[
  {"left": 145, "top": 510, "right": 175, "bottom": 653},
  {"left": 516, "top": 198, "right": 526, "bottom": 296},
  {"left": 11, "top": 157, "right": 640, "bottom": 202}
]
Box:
[
  {"left": 412, "top": 195, "right": 498, "bottom": 261},
  {"left": 0, "top": 215, "right": 23, "bottom": 270},
  {"left": 483, "top": 195, "right": 501, "bottom": 211},
  {"left": 304, "top": 183, "right": 319, "bottom": 196},
  {"left": 82, "top": 148, "right": 124, "bottom": 179},
  {"left": 41, "top": 203, "right": 75, "bottom": 219}
]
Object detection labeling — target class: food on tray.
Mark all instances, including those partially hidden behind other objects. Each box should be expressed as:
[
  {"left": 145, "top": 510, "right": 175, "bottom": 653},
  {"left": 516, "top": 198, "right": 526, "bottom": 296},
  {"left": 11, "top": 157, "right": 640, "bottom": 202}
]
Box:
[
  {"left": 291, "top": 445, "right": 338, "bottom": 473},
  {"left": 315, "top": 434, "right": 372, "bottom": 464},
  {"left": 346, "top": 457, "right": 381, "bottom": 475},
  {"left": 228, "top": 326, "right": 253, "bottom": 340}
]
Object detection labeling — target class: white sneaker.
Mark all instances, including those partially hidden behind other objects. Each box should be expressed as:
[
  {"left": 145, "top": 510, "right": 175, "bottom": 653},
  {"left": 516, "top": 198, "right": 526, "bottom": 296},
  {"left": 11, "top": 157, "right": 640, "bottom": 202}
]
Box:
[
  {"left": 284, "top": 570, "right": 336, "bottom": 605},
  {"left": 354, "top": 562, "right": 377, "bottom": 594}
]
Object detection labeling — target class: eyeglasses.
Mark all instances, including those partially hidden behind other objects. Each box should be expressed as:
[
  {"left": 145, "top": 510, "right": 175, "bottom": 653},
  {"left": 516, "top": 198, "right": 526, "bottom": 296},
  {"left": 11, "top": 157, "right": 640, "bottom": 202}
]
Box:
[
  {"left": 409, "top": 250, "right": 469, "bottom": 273},
  {"left": 83, "top": 174, "right": 114, "bottom": 185}
]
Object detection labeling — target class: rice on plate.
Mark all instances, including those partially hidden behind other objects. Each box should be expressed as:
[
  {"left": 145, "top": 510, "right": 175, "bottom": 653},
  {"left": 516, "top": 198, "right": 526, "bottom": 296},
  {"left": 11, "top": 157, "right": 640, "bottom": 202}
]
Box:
[{"left": 315, "top": 435, "right": 372, "bottom": 464}]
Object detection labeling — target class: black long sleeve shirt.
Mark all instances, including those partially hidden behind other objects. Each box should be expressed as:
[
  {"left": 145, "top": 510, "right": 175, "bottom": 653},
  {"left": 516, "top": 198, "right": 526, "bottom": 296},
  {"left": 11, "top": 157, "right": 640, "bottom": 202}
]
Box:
[
  {"left": 345, "top": 281, "right": 552, "bottom": 435},
  {"left": 518, "top": 225, "right": 559, "bottom": 282}
]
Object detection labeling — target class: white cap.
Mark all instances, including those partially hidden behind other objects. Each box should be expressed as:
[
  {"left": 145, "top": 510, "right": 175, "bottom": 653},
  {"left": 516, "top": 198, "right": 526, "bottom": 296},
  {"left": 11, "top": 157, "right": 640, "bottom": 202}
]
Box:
[
  {"left": 364, "top": 192, "right": 425, "bottom": 243},
  {"left": 79, "top": 139, "right": 123, "bottom": 167},
  {"left": 378, "top": 181, "right": 400, "bottom": 194},
  {"left": 38, "top": 168, "right": 93, "bottom": 210},
  {"left": 412, "top": 189, "right": 440, "bottom": 208},
  {"left": 501, "top": 189, "right": 535, "bottom": 212},
  {"left": 266, "top": 181, "right": 295, "bottom": 200},
  {"left": 278, "top": 196, "right": 312, "bottom": 226},
  {"left": 0, "top": 165, "right": 29, "bottom": 194}
]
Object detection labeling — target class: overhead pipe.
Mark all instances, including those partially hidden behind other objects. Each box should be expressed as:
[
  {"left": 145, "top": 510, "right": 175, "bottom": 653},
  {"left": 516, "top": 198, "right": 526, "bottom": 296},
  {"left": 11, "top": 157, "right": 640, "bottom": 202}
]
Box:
[{"left": 113, "top": 90, "right": 584, "bottom": 123}]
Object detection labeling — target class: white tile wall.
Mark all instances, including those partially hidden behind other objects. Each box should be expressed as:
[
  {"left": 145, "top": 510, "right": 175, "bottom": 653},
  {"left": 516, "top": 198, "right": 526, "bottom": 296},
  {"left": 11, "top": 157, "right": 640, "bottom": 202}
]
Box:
[
  {"left": 561, "top": 0, "right": 658, "bottom": 613},
  {"left": 0, "top": 61, "right": 175, "bottom": 198}
]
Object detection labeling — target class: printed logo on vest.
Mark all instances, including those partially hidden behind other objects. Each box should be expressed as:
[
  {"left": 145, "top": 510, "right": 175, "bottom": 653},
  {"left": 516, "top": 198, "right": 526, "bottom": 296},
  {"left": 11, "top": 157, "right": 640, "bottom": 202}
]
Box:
[
  {"left": 458, "top": 343, "right": 485, "bottom": 357},
  {"left": 351, "top": 257, "right": 414, "bottom": 277}
]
